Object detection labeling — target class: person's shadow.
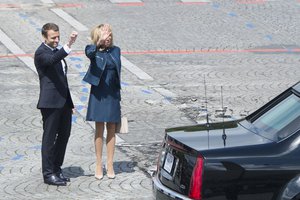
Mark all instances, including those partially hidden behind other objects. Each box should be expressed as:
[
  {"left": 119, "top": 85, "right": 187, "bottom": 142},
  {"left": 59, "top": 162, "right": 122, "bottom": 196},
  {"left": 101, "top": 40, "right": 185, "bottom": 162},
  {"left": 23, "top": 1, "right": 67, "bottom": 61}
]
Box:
[
  {"left": 109, "top": 161, "right": 136, "bottom": 175},
  {"left": 62, "top": 161, "right": 137, "bottom": 178},
  {"left": 62, "top": 166, "right": 85, "bottom": 178}
]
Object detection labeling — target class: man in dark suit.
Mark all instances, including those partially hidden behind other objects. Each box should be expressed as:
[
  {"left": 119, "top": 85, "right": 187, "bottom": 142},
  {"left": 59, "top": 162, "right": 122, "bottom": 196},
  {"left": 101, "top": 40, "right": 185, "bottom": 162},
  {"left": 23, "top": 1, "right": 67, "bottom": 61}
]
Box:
[{"left": 34, "top": 23, "right": 78, "bottom": 186}]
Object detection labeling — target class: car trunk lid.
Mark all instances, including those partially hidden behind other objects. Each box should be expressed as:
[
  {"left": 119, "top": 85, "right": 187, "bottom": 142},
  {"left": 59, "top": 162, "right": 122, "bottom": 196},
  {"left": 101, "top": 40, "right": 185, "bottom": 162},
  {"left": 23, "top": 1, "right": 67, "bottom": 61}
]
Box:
[{"left": 166, "top": 120, "right": 272, "bottom": 151}]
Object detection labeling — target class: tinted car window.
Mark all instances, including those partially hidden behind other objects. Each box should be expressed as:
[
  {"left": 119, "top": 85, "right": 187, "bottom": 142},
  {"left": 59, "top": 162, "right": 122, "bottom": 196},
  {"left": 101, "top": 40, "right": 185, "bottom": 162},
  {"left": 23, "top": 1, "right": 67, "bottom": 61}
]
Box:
[{"left": 252, "top": 94, "right": 300, "bottom": 140}]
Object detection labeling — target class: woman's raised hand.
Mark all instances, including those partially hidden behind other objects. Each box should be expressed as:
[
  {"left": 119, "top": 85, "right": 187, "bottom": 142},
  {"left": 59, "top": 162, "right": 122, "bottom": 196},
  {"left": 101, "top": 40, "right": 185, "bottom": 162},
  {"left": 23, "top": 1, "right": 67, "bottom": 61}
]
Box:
[{"left": 97, "top": 24, "right": 111, "bottom": 48}]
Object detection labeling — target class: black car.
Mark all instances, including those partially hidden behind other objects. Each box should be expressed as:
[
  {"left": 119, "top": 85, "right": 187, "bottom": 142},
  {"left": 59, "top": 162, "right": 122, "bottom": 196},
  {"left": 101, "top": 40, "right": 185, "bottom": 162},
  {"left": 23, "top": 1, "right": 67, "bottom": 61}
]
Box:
[{"left": 153, "top": 81, "right": 300, "bottom": 200}]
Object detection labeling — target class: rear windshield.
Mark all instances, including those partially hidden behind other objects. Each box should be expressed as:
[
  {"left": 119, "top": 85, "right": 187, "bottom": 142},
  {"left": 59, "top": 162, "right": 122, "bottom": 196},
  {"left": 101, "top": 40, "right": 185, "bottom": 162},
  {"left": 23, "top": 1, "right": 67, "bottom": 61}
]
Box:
[{"left": 252, "top": 94, "right": 300, "bottom": 140}]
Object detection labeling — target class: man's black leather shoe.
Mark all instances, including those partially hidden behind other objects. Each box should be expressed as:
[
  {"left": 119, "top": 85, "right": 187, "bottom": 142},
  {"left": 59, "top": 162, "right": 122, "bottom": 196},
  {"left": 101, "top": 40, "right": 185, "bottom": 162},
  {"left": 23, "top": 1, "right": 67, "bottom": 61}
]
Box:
[
  {"left": 56, "top": 172, "right": 70, "bottom": 182},
  {"left": 44, "top": 174, "right": 67, "bottom": 186}
]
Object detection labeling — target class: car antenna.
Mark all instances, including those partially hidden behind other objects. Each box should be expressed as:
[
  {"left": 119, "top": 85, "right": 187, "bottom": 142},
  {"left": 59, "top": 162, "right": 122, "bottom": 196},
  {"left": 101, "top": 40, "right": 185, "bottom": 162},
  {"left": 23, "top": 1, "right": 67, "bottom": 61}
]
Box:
[
  {"left": 204, "top": 75, "right": 210, "bottom": 128},
  {"left": 204, "top": 75, "right": 210, "bottom": 148},
  {"left": 221, "top": 86, "right": 227, "bottom": 147}
]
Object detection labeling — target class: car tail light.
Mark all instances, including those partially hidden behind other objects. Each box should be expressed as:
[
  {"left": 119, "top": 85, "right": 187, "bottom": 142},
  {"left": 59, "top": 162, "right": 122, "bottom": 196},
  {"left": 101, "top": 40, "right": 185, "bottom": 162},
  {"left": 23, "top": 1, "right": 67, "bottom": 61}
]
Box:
[{"left": 189, "top": 156, "right": 204, "bottom": 200}]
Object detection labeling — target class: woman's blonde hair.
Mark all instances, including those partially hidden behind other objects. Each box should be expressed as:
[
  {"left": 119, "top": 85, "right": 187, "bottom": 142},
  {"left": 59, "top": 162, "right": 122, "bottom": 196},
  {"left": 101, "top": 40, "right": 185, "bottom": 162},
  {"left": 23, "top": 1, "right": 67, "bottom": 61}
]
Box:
[{"left": 90, "top": 24, "right": 113, "bottom": 47}]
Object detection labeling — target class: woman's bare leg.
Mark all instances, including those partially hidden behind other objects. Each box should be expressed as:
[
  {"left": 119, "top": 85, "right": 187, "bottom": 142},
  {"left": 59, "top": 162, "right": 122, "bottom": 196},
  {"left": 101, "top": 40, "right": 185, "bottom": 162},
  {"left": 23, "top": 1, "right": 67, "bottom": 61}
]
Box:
[
  {"left": 95, "top": 122, "right": 104, "bottom": 179},
  {"left": 106, "top": 122, "right": 116, "bottom": 178}
]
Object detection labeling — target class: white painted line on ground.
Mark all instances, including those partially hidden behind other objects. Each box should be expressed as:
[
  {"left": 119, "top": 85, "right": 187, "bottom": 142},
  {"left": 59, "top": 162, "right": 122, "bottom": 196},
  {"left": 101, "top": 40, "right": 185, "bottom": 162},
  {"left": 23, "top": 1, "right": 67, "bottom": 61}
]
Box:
[
  {"left": 121, "top": 56, "right": 177, "bottom": 101},
  {"left": 51, "top": 8, "right": 88, "bottom": 31},
  {"left": 121, "top": 56, "right": 153, "bottom": 80},
  {"left": 0, "top": 28, "right": 36, "bottom": 73},
  {"left": 110, "top": 0, "right": 142, "bottom": 3},
  {"left": 151, "top": 85, "right": 178, "bottom": 98},
  {"left": 40, "top": 0, "right": 54, "bottom": 3}
]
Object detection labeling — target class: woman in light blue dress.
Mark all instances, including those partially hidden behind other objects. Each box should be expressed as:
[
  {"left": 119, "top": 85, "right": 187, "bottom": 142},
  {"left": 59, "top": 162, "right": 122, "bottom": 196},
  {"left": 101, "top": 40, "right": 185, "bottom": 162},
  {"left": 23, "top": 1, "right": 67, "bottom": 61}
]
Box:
[{"left": 83, "top": 24, "right": 121, "bottom": 180}]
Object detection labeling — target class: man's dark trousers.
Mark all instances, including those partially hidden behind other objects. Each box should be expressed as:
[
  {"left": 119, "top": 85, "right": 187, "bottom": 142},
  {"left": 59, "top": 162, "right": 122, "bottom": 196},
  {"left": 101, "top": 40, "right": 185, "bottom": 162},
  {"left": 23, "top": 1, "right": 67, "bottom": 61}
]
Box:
[{"left": 41, "top": 102, "right": 72, "bottom": 177}]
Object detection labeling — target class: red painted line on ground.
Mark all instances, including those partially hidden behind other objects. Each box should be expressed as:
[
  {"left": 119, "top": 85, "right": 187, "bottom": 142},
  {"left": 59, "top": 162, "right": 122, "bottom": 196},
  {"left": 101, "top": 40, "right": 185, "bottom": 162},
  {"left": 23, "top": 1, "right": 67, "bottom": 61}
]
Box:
[
  {"left": 176, "top": 2, "right": 208, "bottom": 5},
  {"left": 1, "top": 48, "right": 300, "bottom": 59},
  {"left": 116, "top": 2, "right": 145, "bottom": 6},
  {"left": 236, "top": 0, "right": 266, "bottom": 4},
  {"left": 121, "top": 48, "right": 300, "bottom": 54},
  {"left": 0, "top": 4, "right": 20, "bottom": 8}
]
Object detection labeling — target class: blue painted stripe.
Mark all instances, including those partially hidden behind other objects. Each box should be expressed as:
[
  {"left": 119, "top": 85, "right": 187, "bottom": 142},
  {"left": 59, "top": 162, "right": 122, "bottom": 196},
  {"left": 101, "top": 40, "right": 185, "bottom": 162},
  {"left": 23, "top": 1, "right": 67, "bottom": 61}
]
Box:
[
  {"left": 265, "top": 35, "right": 272, "bottom": 40},
  {"left": 11, "top": 154, "right": 24, "bottom": 161},
  {"left": 212, "top": 3, "right": 220, "bottom": 9},
  {"left": 228, "top": 12, "right": 237, "bottom": 17},
  {"left": 121, "top": 82, "right": 129, "bottom": 86},
  {"left": 76, "top": 105, "right": 85, "bottom": 111},
  {"left": 30, "top": 145, "right": 42, "bottom": 150},
  {"left": 70, "top": 57, "right": 82, "bottom": 61},
  {"left": 18, "top": 13, "right": 28, "bottom": 19},
  {"left": 18, "top": 13, "right": 40, "bottom": 32},
  {"left": 29, "top": 20, "right": 36, "bottom": 25},
  {"left": 75, "top": 64, "right": 82, "bottom": 69},
  {"left": 72, "top": 116, "right": 77, "bottom": 123},
  {"left": 246, "top": 23, "right": 255, "bottom": 29},
  {"left": 80, "top": 96, "right": 88, "bottom": 102},
  {"left": 164, "top": 96, "right": 172, "bottom": 102},
  {"left": 141, "top": 89, "right": 152, "bottom": 94},
  {"left": 79, "top": 72, "right": 86, "bottom": 77},
  {"left": 82, "top": 87, "right": 89, "bottom": 93}
]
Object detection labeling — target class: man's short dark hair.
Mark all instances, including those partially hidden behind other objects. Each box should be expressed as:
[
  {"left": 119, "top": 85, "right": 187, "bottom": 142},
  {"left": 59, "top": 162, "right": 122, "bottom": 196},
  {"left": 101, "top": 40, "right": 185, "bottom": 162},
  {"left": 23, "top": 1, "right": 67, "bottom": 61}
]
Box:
[{"left": 41, "top": 23, "right": 59, "bottom": 37}]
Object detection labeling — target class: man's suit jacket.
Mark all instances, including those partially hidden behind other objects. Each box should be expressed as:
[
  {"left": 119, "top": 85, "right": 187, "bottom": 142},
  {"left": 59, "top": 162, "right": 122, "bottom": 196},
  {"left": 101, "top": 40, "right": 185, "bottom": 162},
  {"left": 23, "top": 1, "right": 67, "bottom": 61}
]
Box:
[{"left": 34, "top": 43, "right": 74, "bottom": 109}]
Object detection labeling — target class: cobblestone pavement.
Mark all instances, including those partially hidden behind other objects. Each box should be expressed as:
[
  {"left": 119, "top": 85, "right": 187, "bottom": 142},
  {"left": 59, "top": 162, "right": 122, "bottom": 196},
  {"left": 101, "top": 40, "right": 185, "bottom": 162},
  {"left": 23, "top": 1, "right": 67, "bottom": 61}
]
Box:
[{"left": 0, "top": 0, "right": 299, "bottom": 199}]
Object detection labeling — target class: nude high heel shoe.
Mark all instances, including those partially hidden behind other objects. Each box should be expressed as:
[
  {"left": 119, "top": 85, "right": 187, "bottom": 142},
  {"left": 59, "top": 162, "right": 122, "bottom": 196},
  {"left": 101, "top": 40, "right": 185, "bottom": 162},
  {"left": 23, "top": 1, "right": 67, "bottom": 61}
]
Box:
[
  {"left": 106, "top": 164, "right": 115, "bottom": 179},
  {"left": 95, "top": 165, "right": 103, "bottom": 180},
  {"left": 95, "top": 173, "right": 103, "bottom": 180}
]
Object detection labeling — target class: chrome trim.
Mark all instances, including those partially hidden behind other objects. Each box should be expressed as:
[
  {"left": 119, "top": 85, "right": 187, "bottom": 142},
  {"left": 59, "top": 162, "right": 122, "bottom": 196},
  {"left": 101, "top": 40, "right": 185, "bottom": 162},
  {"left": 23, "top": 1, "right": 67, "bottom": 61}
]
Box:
[
  {"left": 152, "top": 175, "right": 192, "bottom": 200},
  {"left": 172, "top": 157, "right": 179, "bottom": 179}
]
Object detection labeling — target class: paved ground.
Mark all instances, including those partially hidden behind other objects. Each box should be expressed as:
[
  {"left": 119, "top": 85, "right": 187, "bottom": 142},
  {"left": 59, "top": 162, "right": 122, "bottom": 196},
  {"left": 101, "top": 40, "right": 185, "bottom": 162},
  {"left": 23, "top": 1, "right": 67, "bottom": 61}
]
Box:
[{"left": 0, "top": 0, "right": 299, "bottom": 199}]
